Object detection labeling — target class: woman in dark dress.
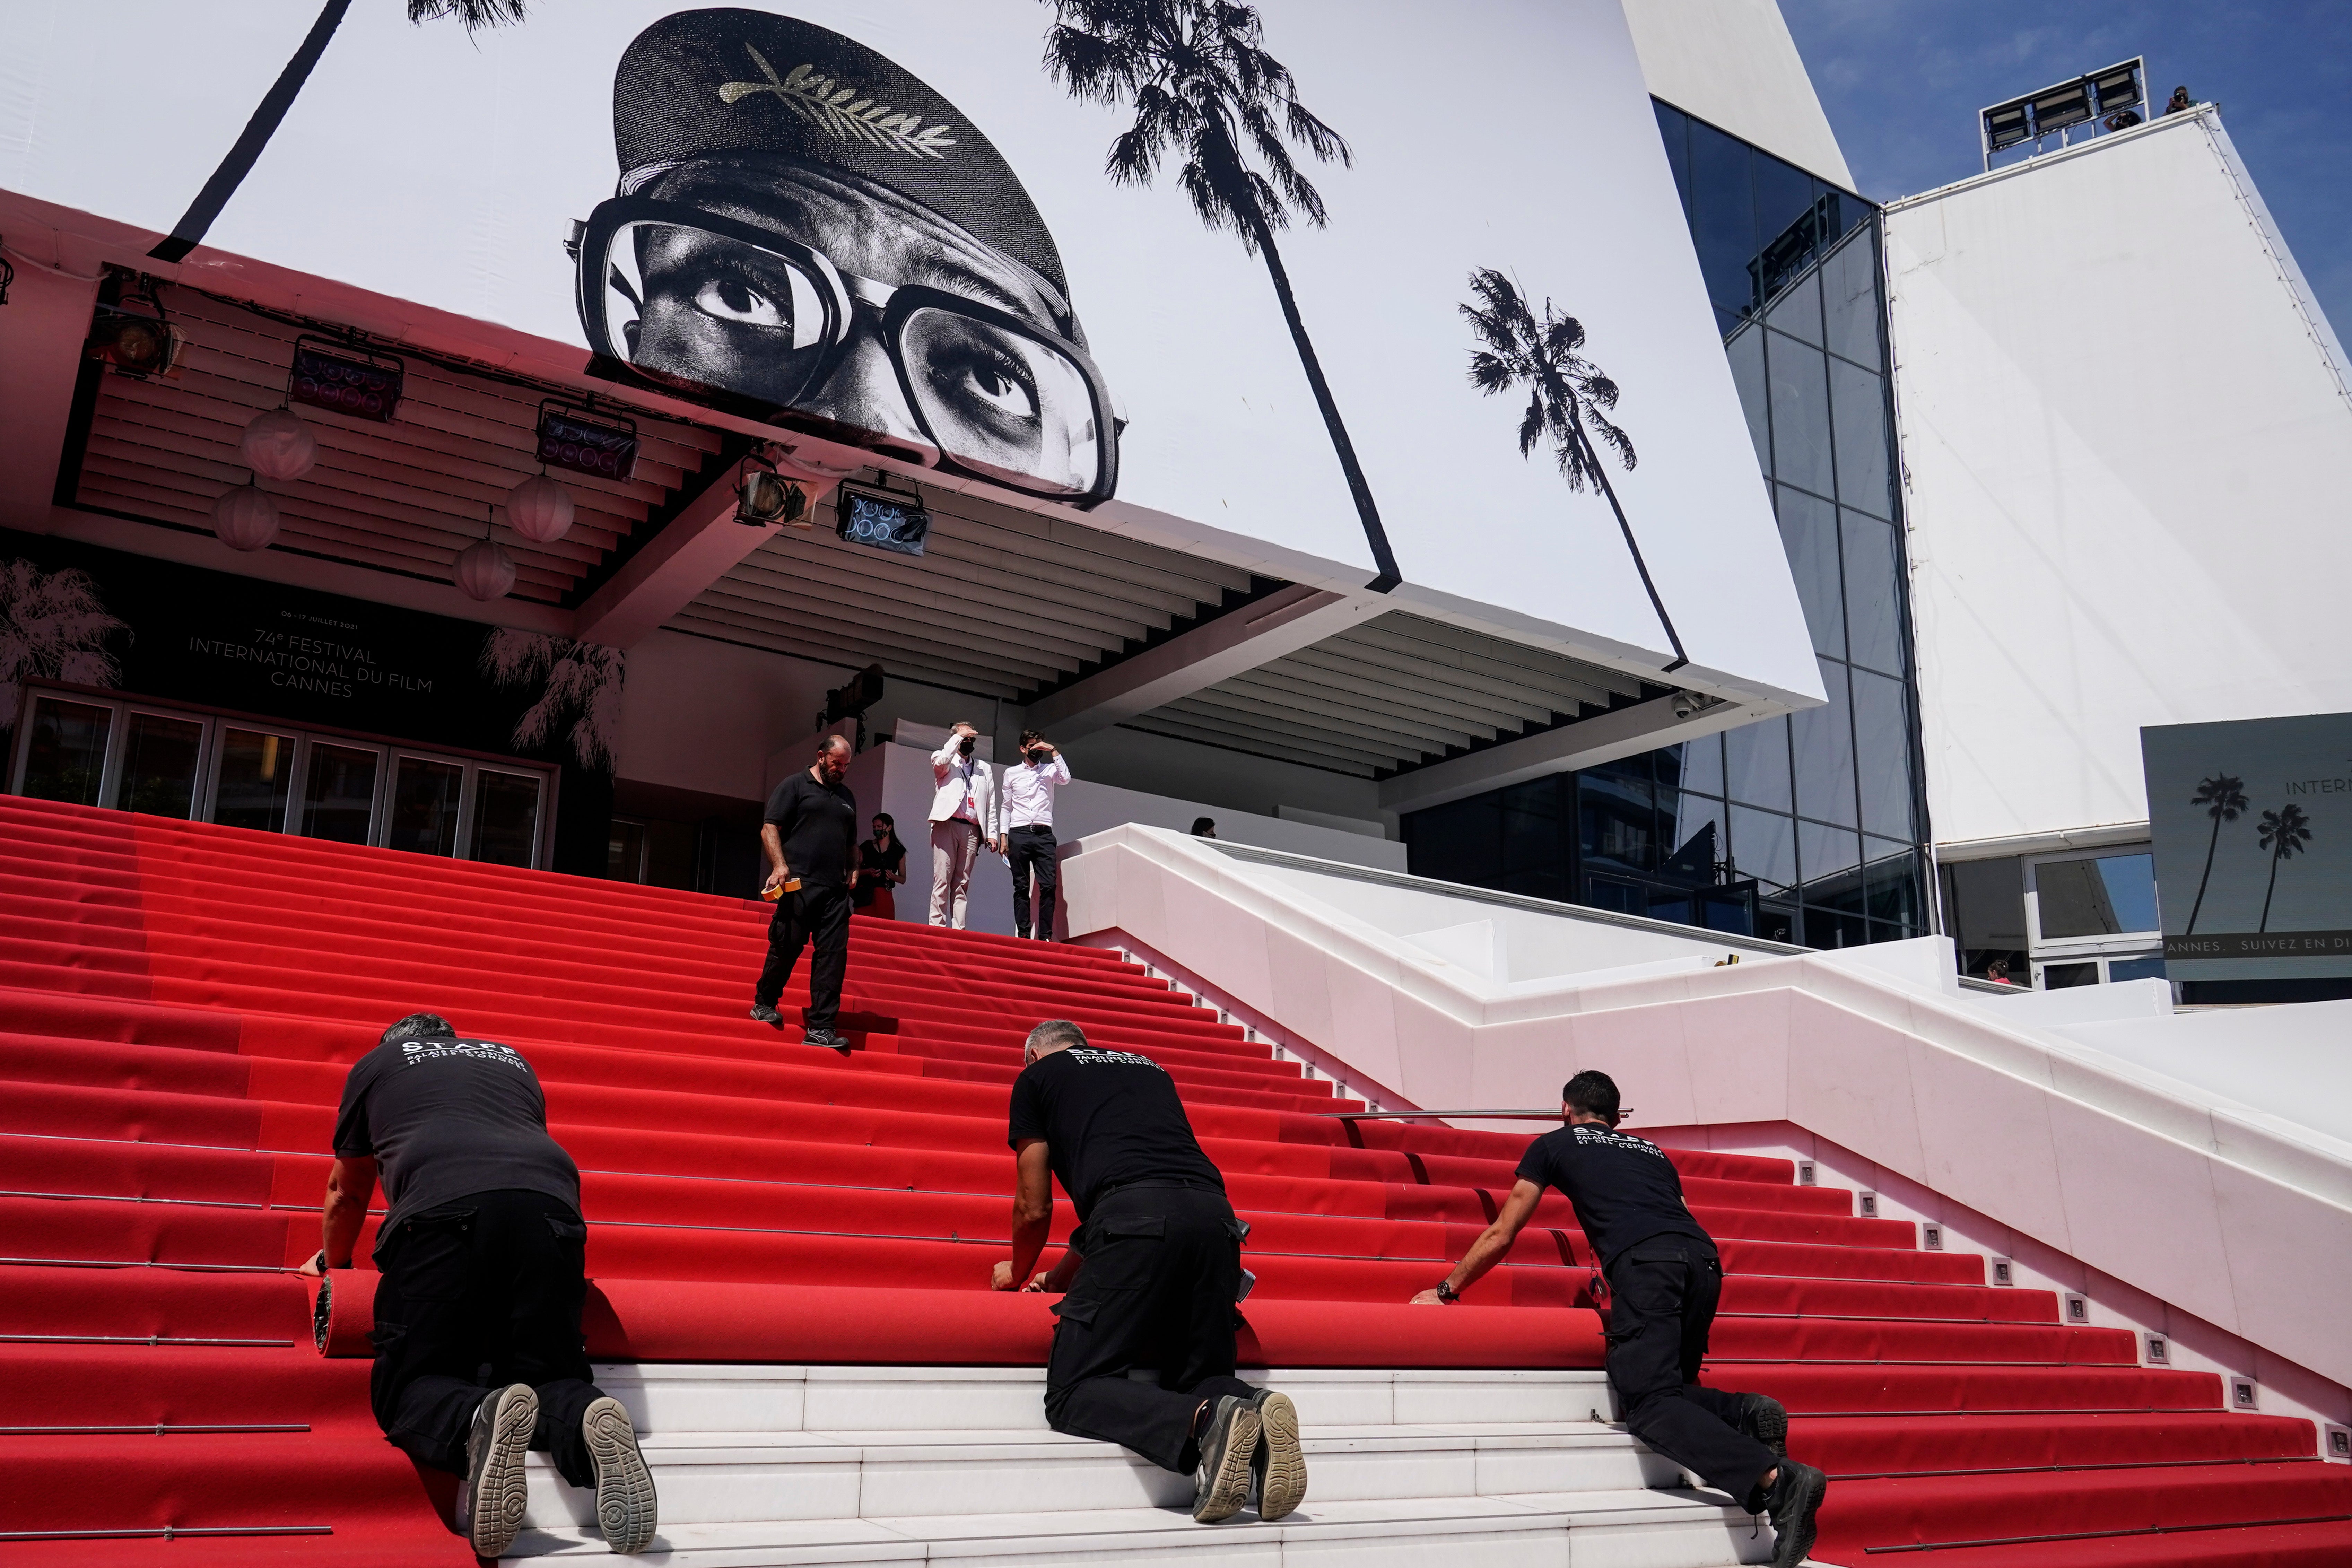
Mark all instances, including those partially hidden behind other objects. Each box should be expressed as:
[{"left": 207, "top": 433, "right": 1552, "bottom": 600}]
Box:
[{"left": 853, "top": 813, "right": 908, "bottom": 921}]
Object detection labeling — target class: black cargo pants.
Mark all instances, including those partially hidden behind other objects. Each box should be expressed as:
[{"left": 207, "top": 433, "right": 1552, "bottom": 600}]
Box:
[
  {"left": 1043, "top": 1183, "right": 1257, "bottom": 1474},
  {"left": 755, "top": 882, "right": 851, "bottom": 1030},
  {"left": 1605, "top": 1238, "right": 1777, "bottom": 1507},
  {"left": 369, "top": 1188, "right": 604, "bottom": 1488}
]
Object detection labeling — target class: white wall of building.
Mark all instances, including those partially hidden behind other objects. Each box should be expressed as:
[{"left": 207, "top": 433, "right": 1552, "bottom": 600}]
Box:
[
  {"left": 1885, "top": 109, "right": 2352, "bottom": 850},
  {"left": 1619, "top": 0, "right": 1854, "bottom": 188}
]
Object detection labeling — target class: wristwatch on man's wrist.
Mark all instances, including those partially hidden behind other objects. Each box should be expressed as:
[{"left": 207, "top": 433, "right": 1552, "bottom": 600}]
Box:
[{"left": 1434, "top": 1279, "right": 1461, "bottom": 1304}]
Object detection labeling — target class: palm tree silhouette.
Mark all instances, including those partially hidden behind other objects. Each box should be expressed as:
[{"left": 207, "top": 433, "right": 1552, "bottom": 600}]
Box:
[
  {"left": 1462, "top": 269, "right": 1685, "bottom": 670},
  {"left": 1040, "top": 0, "right": 1401, "bottom": 592},
  {"left": 2183, "top": 773, "right": 2248, "bottom": 934},
  {"left": 481, "top": 630, "right": 626, "bottom": 774},
  {"left": 2255, "top": 802, "right": 2312, "bottom": 933},
  {"left": 150, "top": 1, "right": 527, "bottom": 263},
  {"left": 0, "top": 559, "right": 127, "bottom": 735}
]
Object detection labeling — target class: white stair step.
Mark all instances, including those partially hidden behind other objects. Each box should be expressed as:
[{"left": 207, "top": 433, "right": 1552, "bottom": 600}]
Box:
[{"left": 509, "top": 1488, "right": 1773, "bottom": 1567}]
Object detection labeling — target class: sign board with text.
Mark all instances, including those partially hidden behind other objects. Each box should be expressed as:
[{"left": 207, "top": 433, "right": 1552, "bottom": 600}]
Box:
[{"left": 2143, "top": 712, "right": 2352, "bottom": 981}]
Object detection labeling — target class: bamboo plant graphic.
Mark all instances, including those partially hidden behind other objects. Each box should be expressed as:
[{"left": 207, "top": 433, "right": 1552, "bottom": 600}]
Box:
[
  {"left": 2255, "top": 802, "right": 2313, "bottom": 933},
  {"left": 2182, "top": 773, "right": 2247, "bottom": 934},
  {"left": 1039, "top": 0, "right": 1402, "bottom": 591},
  {"left": 1461, "top": 269, "right": 1686, "bottom": 670}
]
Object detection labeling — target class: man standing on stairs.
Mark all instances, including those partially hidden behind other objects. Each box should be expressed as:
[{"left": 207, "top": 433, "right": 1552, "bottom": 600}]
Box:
[
  {"left": 991, "top": 1019, "right": 1307, "bottom": 1525},
  {"left": 1001, "top": 729, "right": 1070, "bottom": 940},
  {"left": 752, "top": 732, "right": 859, "bottom": 1052},
  {"left": 301, "top": 1012, "right": 657, "bottom": 1558},
  {"left": 926, "top": 721, "right": 999, "bottom": 929},
  {"left": 1411, "top": 1070, "right": 1829, "bottom": 1568}
]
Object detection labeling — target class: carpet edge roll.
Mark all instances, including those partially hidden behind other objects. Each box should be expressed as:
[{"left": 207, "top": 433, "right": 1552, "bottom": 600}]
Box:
[{"left": 319, "top": 1273, "right": 1603, "bottom": 1368}]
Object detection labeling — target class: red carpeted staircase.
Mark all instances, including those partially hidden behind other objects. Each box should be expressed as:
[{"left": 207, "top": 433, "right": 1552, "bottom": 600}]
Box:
[{"left": 2, "top": 791, "right": 2347, "bottom": 1564}]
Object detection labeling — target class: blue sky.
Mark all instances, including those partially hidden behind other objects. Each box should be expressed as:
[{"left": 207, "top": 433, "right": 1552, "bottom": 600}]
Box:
[{"left": 1780, "top": 1, "right": 2352, "bottom": 338}]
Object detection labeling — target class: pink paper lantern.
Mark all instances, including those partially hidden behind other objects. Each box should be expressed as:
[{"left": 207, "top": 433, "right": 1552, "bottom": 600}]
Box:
[
  {"left": 506, "top": 473, "right": 575, "bottom": 545},
  {"left": 211, "top": 484, "right": 280, "bottom": 552},
  {"left": 454, "top": 539, "right": 517, "bottom": 601},
  {"left": 239, "top": 407, "right": 317, "bottom": 482}
]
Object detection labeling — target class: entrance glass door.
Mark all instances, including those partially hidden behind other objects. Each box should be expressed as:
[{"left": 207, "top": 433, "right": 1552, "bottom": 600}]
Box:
[
  {"left": 117, "top": 711, "right": 206, "bottom": 819},
  {"left": 299, "top": 743, "right": 382, "bottom": 845},
  {"left": 19, "top": 696, "right": 112, "bottom": 806},
  {"left": 386, "top": 756, "right": 465, "bottom": 857},
  {"left": 212, "top": 728, "right": 296, "bottom": 831}
]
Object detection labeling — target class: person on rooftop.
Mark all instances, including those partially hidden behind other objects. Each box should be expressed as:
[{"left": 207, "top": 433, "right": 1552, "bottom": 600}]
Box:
[
  {"left": 1412, "top": 1069, "right": 1827, "bottom": 1568},
  {"left": 991, "top": 1019, "right": 1305, "bottom": 1524},
  {"left": 301, "top": 1012, "right": 656, "bottom": 1557}
]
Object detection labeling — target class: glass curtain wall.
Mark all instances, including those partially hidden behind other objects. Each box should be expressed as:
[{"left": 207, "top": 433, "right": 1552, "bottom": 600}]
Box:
[{"left": 1402, "top": 103, "right": 1932, "bottom": 950}]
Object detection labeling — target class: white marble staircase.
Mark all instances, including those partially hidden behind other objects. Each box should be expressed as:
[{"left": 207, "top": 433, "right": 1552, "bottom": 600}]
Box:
[{"left": 509, "top": 1364, "right": 1780, "bottom": 1566}]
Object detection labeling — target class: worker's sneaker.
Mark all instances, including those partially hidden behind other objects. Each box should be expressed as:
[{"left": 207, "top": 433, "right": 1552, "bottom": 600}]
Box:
[
  {"left": 1741, "top": 1392, "right": 1788, "bottom": 1459},
  {"left": 1191, "top": 1394, "right": 1262, "bottom": 1523},
  {"left": 802, "top": 1027, "right": 850, "bottom": 1053},
  {"left": 1246, "top": 1388, "right": 1306, "bottom": 1521},
  {"left": 582, "top": 1395, "right": 658, "bottom": 1554},
  {"left": 1764, "top": 1457, "right": 1828, "bottom": 1568},
  {"left": 456, "top": 1382, "right": 535, "bottom": 1557},
  {"left": 748, "top": 1003, "right": 783, "bottom": 1027}
]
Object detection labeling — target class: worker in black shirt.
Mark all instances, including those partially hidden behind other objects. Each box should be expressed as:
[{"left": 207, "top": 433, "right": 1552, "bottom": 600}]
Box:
[
  {"left": 1411, "top": 1070, "right": 1827, "bottom": 1568},
  {"left": 751, "top": 732, "right": 859, "bottom": 1052},
  {"left": 991, "top": 1019, "right": 1307, "bottom": 1525},
  {"left": 298, "top": 1012, "right": 656, "bottom": 1558}
]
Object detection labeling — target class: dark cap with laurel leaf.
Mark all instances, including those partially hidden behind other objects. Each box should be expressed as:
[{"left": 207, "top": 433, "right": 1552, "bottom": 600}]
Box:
[{"left": 612, "top": 7, "right": 1067, "bottom": 296}]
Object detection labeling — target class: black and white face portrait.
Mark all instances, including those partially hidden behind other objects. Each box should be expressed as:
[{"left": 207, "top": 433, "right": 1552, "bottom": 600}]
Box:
[{"left": 574, "top": 9, "right": 1120, "bottom": 504}]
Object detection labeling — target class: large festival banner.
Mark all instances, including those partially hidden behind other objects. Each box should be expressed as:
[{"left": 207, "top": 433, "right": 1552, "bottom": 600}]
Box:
[{"left": 0, "top": 0, "right": 1820, "bottom": 702}]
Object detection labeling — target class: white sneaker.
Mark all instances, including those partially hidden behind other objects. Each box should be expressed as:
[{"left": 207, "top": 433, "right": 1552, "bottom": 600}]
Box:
[{"left": 583, "top": 1395, "right": 658, "bottom": 1553}]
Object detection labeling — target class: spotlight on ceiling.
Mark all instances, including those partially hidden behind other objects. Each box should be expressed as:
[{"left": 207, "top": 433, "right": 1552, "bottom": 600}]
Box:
[
  {"left": 86, "top": 288, "right": 185, "bottom": 379},
  {"left": 536, "top": 399, "right": 638, "bottom": 482},
  {"left": 1980, "top": 56, "right": 2145, "bottom": 170},
  {"left": 735, "top": 455, "right": 808, "bottom": 528},
  {"left": 287, "top": 335, "right": 404, "bottom": 423}
]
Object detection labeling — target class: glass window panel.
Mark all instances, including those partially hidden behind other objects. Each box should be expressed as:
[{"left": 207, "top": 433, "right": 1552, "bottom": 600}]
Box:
[
  {"left": 1753, "top": 153, "right": 1821, "bottom": 301},
  {"left": 1767, "top": 333, "right": 1835, "bottom": 499},
  {"left": 1729, "top": 804, "right": 1797, "bottom": 895},
  {"left": 1661, "top": 793, "right": 1726, "bottom": 883},
  {"left": 1579, "top": 768, "right": 1657, "bottom": 873},
  {"left": 1800, "top": 819, "right": 1864, "bottom": 910},
  {"left": 2036, "top": 852, "right": 2160, "bottom": 937},
  {"left": 386, "top": 756, "right": 465, "bottom": 857},
  {"left": 1791, "top": 658, "right": 1857, "bottom": 827},
  {"left": 1665, "top": 733, "right": 1724, "bottom": 798},
  {"left": 1688, "top": 120, "right": 1758, "bottom": 318},
  {"left": 212, "top": 728, "right": 294, "bottom": 832},
  {"left": 1777, "top": 486, "right": 1845, "bottom": 659},
  {"left": 608, "top": 818, "right": 648, "bottom": 882},
  {"left": 1500, "top": 775, "right": 1567, "bottom": 901},
  {"left": 1821, "top": 227, "right": 1883, "bottom": 368},
  {"left": 1841, "top": 512, "right": 1905, "bottom": 674},
  {"left": 1725, "top": 326, "right": 1770, "bottom": 476},
  {"left": 1725, "top": 716, "right": 1793, "bottom": 811},
  {"left": 300, "top": 743, "right": 380, "bottom": 845},
  {"left": 1702, "top": 891, "right": 1756, "bottom": 935},
  {"left": 1851, "top": 667, "right": 1915, "bottom": 840},
  {"left": 1805, "top": 909, "right": 1867, "bottom": 950},
  {"left": 20, "top": 697, "right": 112, "bottom": 806},
  {"left": 117, "top": 711, "right": 203, "bottom": 819},
  {"left": 1765, "top": 269, "right": 1822, "bottom": 346},
  {"left": 1654, "top": 101, "right": 1692, "bottom": 220},
  {"left": 1865, "top": 840, "right": 1923, "bottom": 929},
  {"left": 2108, "top": 955, "right": 2168, "bottom": 983},
  {"left": 1407, "top": 793, "right": 1501, "bottom": 890},
  {"left": 1830, "top": 358, "right": 1892, "bottom": 517},
  {"left": 1817, "top": 182, "right": 1862, "bottom": 243},
  {"left": 1713, "top": 305, "right": 1743, "bottom": 338},
  {"left": 469, "top": 769, "right": 543, "bottom": 868},
  {"left": 2042, "top": 960, "right": 2101, "bottom": 989},
  {"left": 1756, "top": 901, "right": 1798, "bottom": 946}
]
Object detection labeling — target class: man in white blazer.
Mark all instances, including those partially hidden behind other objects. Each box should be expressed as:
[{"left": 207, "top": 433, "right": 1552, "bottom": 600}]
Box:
[{"left": 927, "top": 722, "right": 1001, "bottom": 928}]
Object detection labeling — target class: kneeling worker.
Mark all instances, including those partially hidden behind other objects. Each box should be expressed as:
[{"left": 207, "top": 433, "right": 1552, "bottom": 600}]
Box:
[
  {"left": 991, "top": 1020, "right": 1305, "bottom": 1524},
  {"left": 301, "top": 1012, "right": 657, "bottom": 1557},
  {"left": 1411, "top": 1070, "right": 1826, "bottom": 1568}
]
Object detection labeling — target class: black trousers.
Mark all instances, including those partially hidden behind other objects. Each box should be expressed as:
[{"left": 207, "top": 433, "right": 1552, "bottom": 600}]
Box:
[
  {"left": 1044, "top": 1184, "right": 1256, "bottom": 1474},
  {"left": 1605, "top": 1239, "right": 1776, "bottom": 1506},
  {"left": 1007, "top": 825, "right": 1059, "bottom": 940},
  {"left": 756, "top": 882, "right": 851, "bottom": 1029},
  {"left": 370, "top": 1188, "right": 603, "bottom": 1489}
]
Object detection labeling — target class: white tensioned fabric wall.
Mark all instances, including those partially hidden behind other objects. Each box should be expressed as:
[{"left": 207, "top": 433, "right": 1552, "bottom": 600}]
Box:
[{"left": 1883, "top": 106, "right": 2352, "bottom": 849}]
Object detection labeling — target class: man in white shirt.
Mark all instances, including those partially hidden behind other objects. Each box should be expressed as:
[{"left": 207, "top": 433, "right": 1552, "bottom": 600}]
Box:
[
  {"left": 1001, "top": 729, "right": 1071, "bottom": 940},
  {"left": 927, "top": 722, "right": 1000, "bottom": 929}
]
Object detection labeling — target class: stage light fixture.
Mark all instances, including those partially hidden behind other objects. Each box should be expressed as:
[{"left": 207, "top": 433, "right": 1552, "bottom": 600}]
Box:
[
  {"left": 2031, "top": 80, "right": 2093, "bottom": 136},
  {"left": 87, "top": 308, "right": 186, "bottom": 379},
  {"left": 824, "top": 663, "right": 886, "bottom": 725},
  {"left": 2089, "top": 62, "right": 2144, "bottom": 119},
  {"left": 735, "top": 456, "right": 808, "bottom": 528},
  {"left": 1982, "top": 101, "right": 2032, "bottom": 153},
  {"left": 239, "top": 407, "right": 318, "bottom": 483},
  {"left": 835, "top": 483, "right": 930, "bottom": 558},
  {"left": 287, "top": 335, "right": 404, "bottom": 423},
  {"left": 535, "top": 399, "right": 638, "bottom": 481}
]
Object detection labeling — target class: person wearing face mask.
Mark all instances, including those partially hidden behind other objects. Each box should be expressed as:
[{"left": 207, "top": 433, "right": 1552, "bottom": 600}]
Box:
[
  {"left": 926, "top": 722, "right": 999, "bottom": 929},
  {"left": 573, "top": 9, "right": 1122, "bottom": 506},
  {"left": 1002, "top": 729, "right": 1071, "bottom": 941},
  {"left": 852, "top": 812, "right": 907, "bottom": 921},
  {"left": 751, "top": 733, "right": 859, "bottom": 1053}
]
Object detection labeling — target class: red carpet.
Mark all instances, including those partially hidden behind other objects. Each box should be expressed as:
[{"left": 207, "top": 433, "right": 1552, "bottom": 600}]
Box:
[{"left": 0, "top": 792, "right": 2345, "bottom": 1565}]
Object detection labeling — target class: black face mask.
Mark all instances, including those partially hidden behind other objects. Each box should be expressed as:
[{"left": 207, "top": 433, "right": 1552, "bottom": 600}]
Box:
[
  {"left": 958, "top": 736, "right": 975, "bottom": 757},
  {"left": 1026, "top": 747, "right": 1048, "bottom": 765}
]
